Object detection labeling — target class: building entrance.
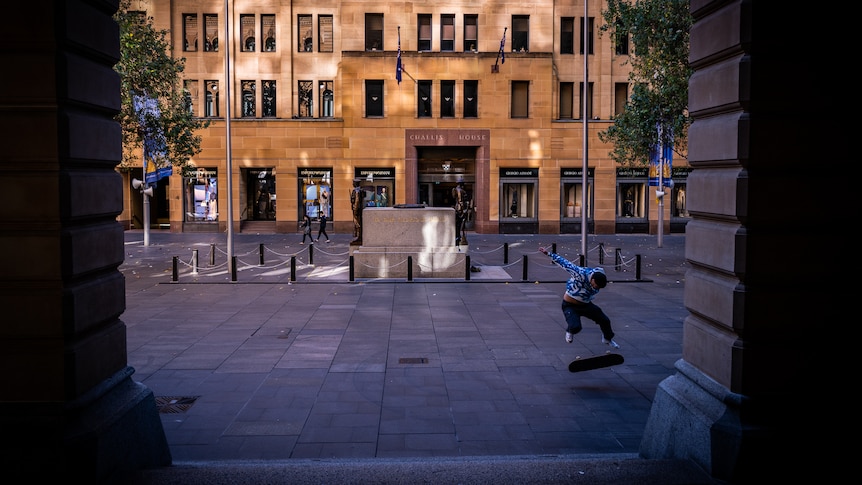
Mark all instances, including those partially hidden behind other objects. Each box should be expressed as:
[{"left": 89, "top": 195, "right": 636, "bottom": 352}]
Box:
[
  {"left": 244, "top": 168, "right": 276, "bottom": 221},
  {"left": 417, "top": 147, "right": 475, "bottom": 229}
]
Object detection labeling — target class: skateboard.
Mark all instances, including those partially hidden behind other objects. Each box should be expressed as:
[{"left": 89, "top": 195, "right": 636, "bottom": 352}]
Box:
[{"left": 568, "top": 353, "right": 624, "bottom": 373}]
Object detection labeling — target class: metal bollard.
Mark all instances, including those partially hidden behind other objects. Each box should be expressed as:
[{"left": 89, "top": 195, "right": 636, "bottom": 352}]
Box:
[
  {"left": 522, "top": 255, "right": 529, "bottom": 281},
  {"left": 172, "top": 256, "right": 178, "bottom": 282},
  {"left": 231, "top": 256, "right": 237, "bottom": 282},
  {"left": 259, "top": 243, "right": 264, "bottom": 265},
  {"left": 210, "top": 243, "right": 215, "bottom": 265},
  {"left": 407, "top": 256, "right": 413, "bottom": 282},
  {"left": 465, "top": 255, "right": 471, "bottom": 281},
  {"left": 504, "top": 243, "right": 509, "bottom": 264},
  {"left": 192, "top": 249, "right": 199, "bottom": 274},
  {"left": 290, "top": 256, "right": 296, "bottom": 281},
  {"left": 615, "top": 248, "right": 622, "bottom": 271},
  {"left": 579, "top": 254, "right": 585, "bottom": 266},
  {"left": 552, "top": 243, "right": 557, "bottom": 254},
  {"left": 599, "top": 243, "right": 604, "bottom": 264},
  {"left": 349, "top": 255, "right": 355, "bottom": 282},
  {"left": 309, "top": 243, "right": 314, "bottom": 265},
  {"left": 636, "top": 255, "right": 642, "bottom": 280}
]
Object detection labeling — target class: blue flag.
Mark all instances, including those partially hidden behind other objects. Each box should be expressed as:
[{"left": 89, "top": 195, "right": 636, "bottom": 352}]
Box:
[
  {"left": 396, "top": 27, "right": 402, "bottom": 84},
  {"left": 499, "top": 29, "right": 506, "bottom": 64}
]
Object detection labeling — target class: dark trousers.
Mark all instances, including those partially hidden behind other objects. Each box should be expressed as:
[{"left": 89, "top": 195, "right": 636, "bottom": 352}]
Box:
[
  {"left": 317, "top": 225, "right": 328, "bottom": 241},
  {"left": 561, "top": 300, "right": 614, "bottom": 340}
]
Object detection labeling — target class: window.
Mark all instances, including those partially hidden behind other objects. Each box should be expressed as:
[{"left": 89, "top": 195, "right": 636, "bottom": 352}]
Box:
[
  {"left": 671, "top": 183, "right": 689, "bottom": 218},
  {"left": 240, "top": 14, "right": 255, "bottom": 52},
  {"left": 579, "top": 17, "right": 594, "bottom": 55},
  {"left": 559, "top": 82, "right": 574, "bottom": 119},
  {"left": 241, "top": 80, "right": 256, "bottom": 117},
  {"left": 561, "top": 172, "right": 593, "bottom": 220},
  {"left": 262, "top": 14, "right": 276, "bottom": 51},
  {"left": 184, "top": 168, "right": 218, "bottom": 222},
  {"left": 365, "top": 80, "right": 383, "bottom": 117},
  {"left": 579, "top": 82, "right": 594, "bottom": 119},
  {"left": 299, "top": 14, "right": 313, "bottom": 52},
  {"left": 512, "top": 15, "right": 529, "bottom": 52},
  {"left": 614, "top": 83, "right": 628, "bottom": 117},
  {"left": 440, "top": 80, "right": 455, "bottom": 118},
  {"left": 618, "top": 182, "right": 645, "bottom": 218},
  {"left": 183, "top": 80, "right": 198, "bottom": 116},
  {"left": 418, "top": 14, "right": 431, "bottom": 51},
  {"left": 511, "top": 81, "right": 529, "bottom": 118},
  {"left": 366, "top": 13, "right": 383, "bottom": 51},
  {"left": 319, "top": 15, "right": 333, "bottom": 52},
  {"left": 560, "top": 17, "right": 574, "bottom": 54},
  {"left": 205, "top": 80, "right": 219, "bottom": 117},
  {"left": 262, "top": 80, "right": 276, "bottom": 117},
  {"left": 501, "top": 180, "right": 537, "bottom": 220},
  {"left": 418, "top": 80, "right": 432, "bottom": 117},
  {"left": 614, "top": 20, "right": 628, "bottom": 55},
  {"left": 463, "top": 14, "right": 477, "bottom": 51},
  {"left": 204, "top": 14, "right": 218, "bottom": 51},
  {"left": 182, "top": 14, "right": 198, "bottom": 52},
  {"left": 441, "top": 14, "right": 455, "bottom": 51},
  {"left": 298, "top": 81, "right": 313, "bottom": 117},
  {"left": 300, "top": 169, "right": 333, "bottom": 219},
  {"left": 319, "top": 80, "right": 333, "bottom": 117},
  {"left": 463, "top": 80, "right": 478, "bottom": 118}
]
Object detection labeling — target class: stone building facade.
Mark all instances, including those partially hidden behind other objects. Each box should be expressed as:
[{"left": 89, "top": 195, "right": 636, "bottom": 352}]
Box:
[{"left": 120, "top": 0, "right": 690, "bottom": 237}]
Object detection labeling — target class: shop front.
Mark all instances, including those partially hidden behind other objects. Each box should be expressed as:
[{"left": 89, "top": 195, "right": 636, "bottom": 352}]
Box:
[{"left": 499, "top": 168, "right": 538, "bottom": 234}]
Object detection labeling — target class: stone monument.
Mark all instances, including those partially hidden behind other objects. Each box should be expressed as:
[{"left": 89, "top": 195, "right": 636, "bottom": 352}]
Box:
[{"left": 350, "top": 206, "right": 468, "bottom": 278}]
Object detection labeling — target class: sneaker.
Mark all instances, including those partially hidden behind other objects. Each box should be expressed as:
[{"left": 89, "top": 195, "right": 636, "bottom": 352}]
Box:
[
  {"left": 300, "top": 242, "right": 304, "bottom": 245},
  {"left": 602, "top": 336, "right": 620, "bottom": 349},
  {"left": 326, "top": 239, "right": 331, "bottom": 243},
  {"left": 565, "top": 332, "right": 574, "bottom": 343}
]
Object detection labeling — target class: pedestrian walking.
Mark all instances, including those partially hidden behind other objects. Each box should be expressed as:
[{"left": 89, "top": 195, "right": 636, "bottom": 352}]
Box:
[
  {"left": 538, "top": 245, "right": 619, "bottom": 348},
  {"left": 316, "top": 212, "right": 330, "bottom": 243},
  {"left": 300, "top": 214, "right": 313, "bottom": 244}
]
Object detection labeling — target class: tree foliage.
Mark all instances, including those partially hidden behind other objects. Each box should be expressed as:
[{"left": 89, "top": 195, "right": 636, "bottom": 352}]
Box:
[
  {"left": 599, "top": 0, "right": 692, "bottom": 167},
  {"left": 114, "top": 0, "right": 209, "bottom": 173}
]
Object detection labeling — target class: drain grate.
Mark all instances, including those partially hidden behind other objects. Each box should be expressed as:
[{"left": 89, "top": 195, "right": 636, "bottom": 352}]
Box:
[
  {"left": 155, "top": 396, "right": 199, "bottom": 414},
  {"left": 398, "top": 357, "right": 428, "bottom": 364}
]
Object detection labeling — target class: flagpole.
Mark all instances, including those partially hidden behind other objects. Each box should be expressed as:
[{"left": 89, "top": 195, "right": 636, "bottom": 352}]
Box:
[
  {"left": 581, "top": 0, "right": 589, "bottom": 262},
  {"left": 224, "top": 0, "right": 235, "bottom": 277}
]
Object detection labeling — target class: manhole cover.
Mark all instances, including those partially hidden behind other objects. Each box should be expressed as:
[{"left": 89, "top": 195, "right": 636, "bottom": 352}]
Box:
[
  {"left": 398, "top": 357, "right": 428, "bottom": 364},
  {"left": 155, "top": 396, "right": 199, "bottom": 413}
]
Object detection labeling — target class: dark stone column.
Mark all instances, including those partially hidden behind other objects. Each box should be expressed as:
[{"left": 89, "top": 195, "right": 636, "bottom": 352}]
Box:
[
  {"left": 640, "top": 1, "right": 844, "bottom": 482},
  {"left": 0, "top": 1, "right": 170, "bottom": 480}
]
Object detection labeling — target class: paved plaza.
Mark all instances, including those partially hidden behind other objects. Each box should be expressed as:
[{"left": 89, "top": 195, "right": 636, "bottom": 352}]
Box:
[{"left": 118, "top": 230, "right": 717, "bottom": 483}]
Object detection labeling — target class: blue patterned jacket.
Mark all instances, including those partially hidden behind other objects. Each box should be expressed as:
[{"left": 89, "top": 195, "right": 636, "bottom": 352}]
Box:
[{"left": 548, "top": 252, "right": 605, "bottom": 303}]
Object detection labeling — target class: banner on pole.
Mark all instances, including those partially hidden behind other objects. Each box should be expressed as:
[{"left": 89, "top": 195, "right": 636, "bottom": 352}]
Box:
[{"left": 134, "top": 93, "right": 172, "bottom": 184}]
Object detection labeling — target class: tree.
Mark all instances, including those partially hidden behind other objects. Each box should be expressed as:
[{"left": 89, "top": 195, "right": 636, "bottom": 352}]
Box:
[
  {"left": 114, "top": 0, "right": 209, "bottom": 176},
  {"left": 599, "top": 0, "right": 692, "bottom": 167}
]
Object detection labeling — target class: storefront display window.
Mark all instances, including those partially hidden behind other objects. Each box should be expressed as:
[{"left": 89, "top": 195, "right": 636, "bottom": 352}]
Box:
[
  {"left": 671, "top": 184, "right": 688, "bottom": 218},
  {"left": 616, "top": 168, "right": 648, "bottom": 219},
  {"left": 183, "top": 168, "right": 218, "bottom": 222},
  {"left": 299, "top": 168, "right": 332, "bottom": 219},
  {"left": 355, "top": 167, "right": 395, "bottom": 209},
  {"left": 618, "top": 182, "right": 645, "bottom": 218},
  {"left": 561, "top": 168, "right": 593, "bottom": 219},
  {"left": 499, "top": 168, "right": 538, "bottom": 234}
]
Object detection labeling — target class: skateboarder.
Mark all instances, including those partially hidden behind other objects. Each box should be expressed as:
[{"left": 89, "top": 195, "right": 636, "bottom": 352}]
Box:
[{"left": 538, "top": 246, "right": 620, "bottom": 349}]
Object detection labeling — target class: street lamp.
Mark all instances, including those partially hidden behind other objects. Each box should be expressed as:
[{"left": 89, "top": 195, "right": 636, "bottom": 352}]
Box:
[{"left": 132, "top": 178, "right": 154, "bottom": 246}]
